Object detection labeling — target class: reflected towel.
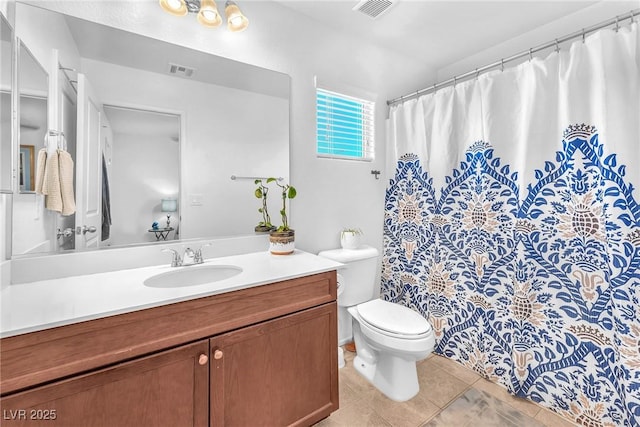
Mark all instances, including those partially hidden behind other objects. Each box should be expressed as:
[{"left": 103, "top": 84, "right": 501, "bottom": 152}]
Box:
[
  {"left": 35, "top": 148, "right": 47, "bottom": 194},
  {"left": 42, "top": 149, "right": 62, "bottom": 212},
  {"left": 58, "top": 149, "right": 76, "bottom": 216}
]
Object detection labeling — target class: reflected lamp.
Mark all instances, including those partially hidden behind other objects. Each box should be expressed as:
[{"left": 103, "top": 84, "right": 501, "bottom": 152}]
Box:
[{"left": 161, "top": 198, "right": 178, "bottom": 228}]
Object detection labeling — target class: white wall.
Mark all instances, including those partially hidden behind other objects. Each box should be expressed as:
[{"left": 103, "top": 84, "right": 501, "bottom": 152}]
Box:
[
  {"left": 12, "top": 96, "right": 50, "bottom": 254},
  {"left": 109, "top": 132, "right": 179, "bottom": 246}
]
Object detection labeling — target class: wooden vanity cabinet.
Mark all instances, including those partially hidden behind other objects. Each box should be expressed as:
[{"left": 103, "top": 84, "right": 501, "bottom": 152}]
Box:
[
  {"left": 0, "top": 340, "right": 210, "bottom": 427},
  {"left": 0, "top": 271, "right": 338, "bottom": 426},
  {"left": 211, "top": 303, "right": 338, "bottom": 426}
]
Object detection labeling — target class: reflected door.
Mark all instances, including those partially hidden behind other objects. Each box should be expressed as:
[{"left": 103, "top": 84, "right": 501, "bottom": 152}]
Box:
[
  {"left": 75, "top": 73, "right": 101, "bottom": 250},
  {"left": 56, "top": 56, "right": 78, "bottom": 251}
]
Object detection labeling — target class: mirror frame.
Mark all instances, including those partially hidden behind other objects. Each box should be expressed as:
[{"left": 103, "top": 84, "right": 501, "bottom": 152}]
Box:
[
  {"left": 10, "top": 37, "right": 49, "bottom": 257},
  {"left": 1, "top": 10, "right": 15, "bottom": 262},
  {"left": 16, "top": 39, "right": 48, "bottom": 195},
  {"left": 0, "top": 11, "right": 14, "bottom": 195}
]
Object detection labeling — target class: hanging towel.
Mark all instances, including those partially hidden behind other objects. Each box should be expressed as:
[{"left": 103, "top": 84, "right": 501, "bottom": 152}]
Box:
[
  {"left": 42, "top": 149, "right": 62, "bottom": 213},
  {"left": 35, "top": 148, "right": 47, "bottom": 194},
  {"left": 101, "top": 153, "right": 111, "bottom": 241},
  {"left": 58, "top": 149, "right": 76, "bottom": 216}
]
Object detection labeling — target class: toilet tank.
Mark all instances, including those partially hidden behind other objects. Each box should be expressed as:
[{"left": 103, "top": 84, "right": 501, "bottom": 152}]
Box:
[{"left": 318, "top": 246, "right": 379, "bottom": 307}]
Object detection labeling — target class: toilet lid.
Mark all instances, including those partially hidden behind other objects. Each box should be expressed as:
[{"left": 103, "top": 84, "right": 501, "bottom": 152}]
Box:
[{"left": 357, "top": 299, "right": 431, "bottom": 336}]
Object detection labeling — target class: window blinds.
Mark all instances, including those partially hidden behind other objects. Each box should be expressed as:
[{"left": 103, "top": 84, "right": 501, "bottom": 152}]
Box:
[{"left": 316, "top": 88, "right": 374, "bottom": 161}]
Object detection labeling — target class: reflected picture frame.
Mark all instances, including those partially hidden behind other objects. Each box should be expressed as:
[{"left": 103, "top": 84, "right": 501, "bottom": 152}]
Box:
[{"left": 19, "top": 145, "right": 35, "bottom": 192}]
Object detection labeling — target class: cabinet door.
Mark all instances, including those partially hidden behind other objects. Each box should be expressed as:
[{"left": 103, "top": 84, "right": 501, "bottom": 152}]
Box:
[
  {"left": 1, "top": 340, "right": 209, "bottom": 427},
  {"left": 210, "top": 303, "right": 338, "bottom": 427}
]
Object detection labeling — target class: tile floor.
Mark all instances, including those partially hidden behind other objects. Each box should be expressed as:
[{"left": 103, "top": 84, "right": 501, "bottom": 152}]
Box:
[{"left": 316, "top": 348, "right": 578, "bottom": 427}]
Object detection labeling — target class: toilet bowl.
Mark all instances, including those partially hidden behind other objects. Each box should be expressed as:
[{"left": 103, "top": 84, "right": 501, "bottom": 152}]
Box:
[
  {"left": 348, "top": 299, "right": 435, "bottom": 402},
  {"left": 317, "top": 245, "right": 435, "bottom": 401}
]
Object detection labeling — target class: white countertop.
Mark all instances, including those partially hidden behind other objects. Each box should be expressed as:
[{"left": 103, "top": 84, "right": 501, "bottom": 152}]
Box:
[{"left": 0, "top": 250, "right": 342, "bottom": 338}]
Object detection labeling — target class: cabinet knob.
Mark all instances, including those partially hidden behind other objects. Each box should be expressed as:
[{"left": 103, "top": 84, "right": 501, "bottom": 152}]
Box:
[
  {"left": 198, "top": 354, "right": 208, "bottom": 365},
  {"left": 213, "top": 349, "right": 224, "bottom": 360}
]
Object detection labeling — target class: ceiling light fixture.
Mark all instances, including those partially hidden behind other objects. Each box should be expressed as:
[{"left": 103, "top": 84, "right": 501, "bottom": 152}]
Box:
[{"left": 160, "top": 0, "right": 249, "bottom": 32}]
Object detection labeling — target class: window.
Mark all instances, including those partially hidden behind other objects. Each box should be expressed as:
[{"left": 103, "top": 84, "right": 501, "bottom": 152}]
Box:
[{"left": 316, "top": 87, "right": 374, "bottom": 161}]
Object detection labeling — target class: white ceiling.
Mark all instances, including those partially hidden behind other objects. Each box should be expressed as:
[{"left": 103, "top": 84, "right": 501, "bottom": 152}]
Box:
[
  {"left": 62, "top": 13, "right": 290, "bottom": 99},
  {"left": 273, "top": 0, "right": 608, "bottom": 70}
]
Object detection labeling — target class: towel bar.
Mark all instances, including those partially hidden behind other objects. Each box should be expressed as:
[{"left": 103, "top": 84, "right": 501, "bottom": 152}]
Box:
[{"left": 230, "top": 175, "right": 283, "bottom": 181}]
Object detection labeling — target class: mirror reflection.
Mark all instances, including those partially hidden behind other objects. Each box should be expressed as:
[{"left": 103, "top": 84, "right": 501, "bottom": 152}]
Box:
[
  {"left": 11, "top": 2, "right": 290, "bottom": 257},
  {"left": 102, "top": 105, "right": 180, "bottom": 247},
  {"left": 12, "top": 40, "right": 49, "bottom": 255},
  {"left": 18, "top": 41, "right": 48, "bottom": 194},
  {"left": 0, "top": 13, "right": 12, "bottom": 192}
]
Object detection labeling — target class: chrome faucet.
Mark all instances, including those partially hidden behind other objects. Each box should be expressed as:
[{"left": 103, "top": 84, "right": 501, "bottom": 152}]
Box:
[
  {"left": 182, "top": 248, "right": 196, "bottom": 266},
  {"left": 161, "top": 248, "right": 182, "bottom": 267},
  {"left": 163, "top": 244, "right": 211, "bottom": 267},
  {"left": 194, "top": 243, "right": 211, "bottom": 264}
]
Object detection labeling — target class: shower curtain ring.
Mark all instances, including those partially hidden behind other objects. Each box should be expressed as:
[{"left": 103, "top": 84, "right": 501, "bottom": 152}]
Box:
[
  {"left": 582, "top": 28, "right": 586, "bottom": 43},
  {"left": 529, "top": 48, "right": 533, "bottom": 61},
  {"left": 475, "top": 68, "right": 479, "bottom": 80},
  {"left": 555, "top": 39, "right": 560, "bottom": 53},
  {"left": 631, "top": 11, "right": 636, "bottom": 24},
  {"left": 432, "top": 83, "right": 437, "bottom": 95},
  {"left": 615, "top": 16, "right": 620, "bottom": 32},
  {"left": 453, "top": 76, "right": 457, "bottom": 86},
  {"left": 500, "top": 58, "right": 504, "bottom": 72}
]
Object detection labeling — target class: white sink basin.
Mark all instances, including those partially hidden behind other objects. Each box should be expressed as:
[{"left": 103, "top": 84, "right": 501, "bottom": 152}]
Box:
[{"left": 144, "top": 265, "right": 243, "bottom": 288}]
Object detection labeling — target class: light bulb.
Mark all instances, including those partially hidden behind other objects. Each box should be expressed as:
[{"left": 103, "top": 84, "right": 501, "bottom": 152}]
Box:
[
  {"left": 225, "top": 1, "right": 248, "bottom": 32},
  {"left": 159, "top": 0, "right": 187, "bottom": 16},
  {"left": 202, "top": 9, "right": 218, "bottom": 21},
  {"left": 198, "top": 0, "right": 222, "bottom": 27},
  {"left": 167, "top": 0, "right": 182, "bottom": 9}
]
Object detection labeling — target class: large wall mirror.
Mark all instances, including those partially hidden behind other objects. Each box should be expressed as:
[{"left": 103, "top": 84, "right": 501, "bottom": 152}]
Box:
[
  {"left": 0, "top": 13, "right": 13, "bottom": 193},
  {"left": 11, "top": 2, "right": 290, "bottom": 257}
]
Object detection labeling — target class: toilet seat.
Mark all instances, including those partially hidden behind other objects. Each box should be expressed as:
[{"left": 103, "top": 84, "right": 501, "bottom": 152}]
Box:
[{"left": 356, "top": 299, "right": 431, "bottom": 340}]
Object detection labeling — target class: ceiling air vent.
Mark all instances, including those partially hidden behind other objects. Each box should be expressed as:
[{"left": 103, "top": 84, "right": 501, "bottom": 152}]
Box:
[
  {"left": 167, "top": 63, "right": 196, "bottom": 78},
  {"left": 352, "top": 0, "right": 397, "bottom": 19}
]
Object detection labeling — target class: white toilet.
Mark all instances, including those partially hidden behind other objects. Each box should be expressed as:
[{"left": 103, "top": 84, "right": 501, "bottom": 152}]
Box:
[{"left": 318, "top": 245, "right": 435, "bottom": 402}]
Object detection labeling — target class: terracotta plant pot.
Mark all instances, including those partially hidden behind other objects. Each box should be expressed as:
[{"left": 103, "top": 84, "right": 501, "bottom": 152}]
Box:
[{"left": 269, "top": 229, "right": 295, "bottom": 255}]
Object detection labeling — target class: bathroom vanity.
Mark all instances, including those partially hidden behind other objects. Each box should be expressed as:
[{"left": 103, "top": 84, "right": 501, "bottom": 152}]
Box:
[{"left": 0, "top": 251, "right": 340, "bottom": 426}]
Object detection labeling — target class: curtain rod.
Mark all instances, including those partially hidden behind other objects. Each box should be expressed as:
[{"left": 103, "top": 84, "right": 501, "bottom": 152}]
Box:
[{"left": 387, "top": 8, "right": 640, "bottom": 107}]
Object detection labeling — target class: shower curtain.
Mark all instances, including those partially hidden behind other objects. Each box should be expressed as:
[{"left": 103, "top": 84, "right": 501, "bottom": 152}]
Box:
[{"left": 384, "top": 22, "right": 640, "bottom": 426}]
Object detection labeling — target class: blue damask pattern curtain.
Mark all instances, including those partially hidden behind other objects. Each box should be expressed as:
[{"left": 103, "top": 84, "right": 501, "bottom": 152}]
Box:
[{"left": 384, "top": 22, "right": 639, "bottom": 426}]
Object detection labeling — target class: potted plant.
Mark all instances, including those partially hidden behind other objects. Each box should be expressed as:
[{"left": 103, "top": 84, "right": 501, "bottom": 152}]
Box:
[
  {"left": 254, "top": 179, "right": 276, "bottom": 233},
  {"left": 340, "top": 228, "right": 364, "bottom": 249},
  {"left": 267, "top": 177, "right": 297, "bottom": 255}
]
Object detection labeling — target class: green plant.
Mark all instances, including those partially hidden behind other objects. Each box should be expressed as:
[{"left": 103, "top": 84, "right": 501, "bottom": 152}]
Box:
[
  {"left": 267, "top": 177, "right": 296, "bottom": 231},
  {"left": 341, "top": 228, "right": 363, "bottom": 238},
  {"left": 254, "top": 179, "right": 274, "bottom": 229}
]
